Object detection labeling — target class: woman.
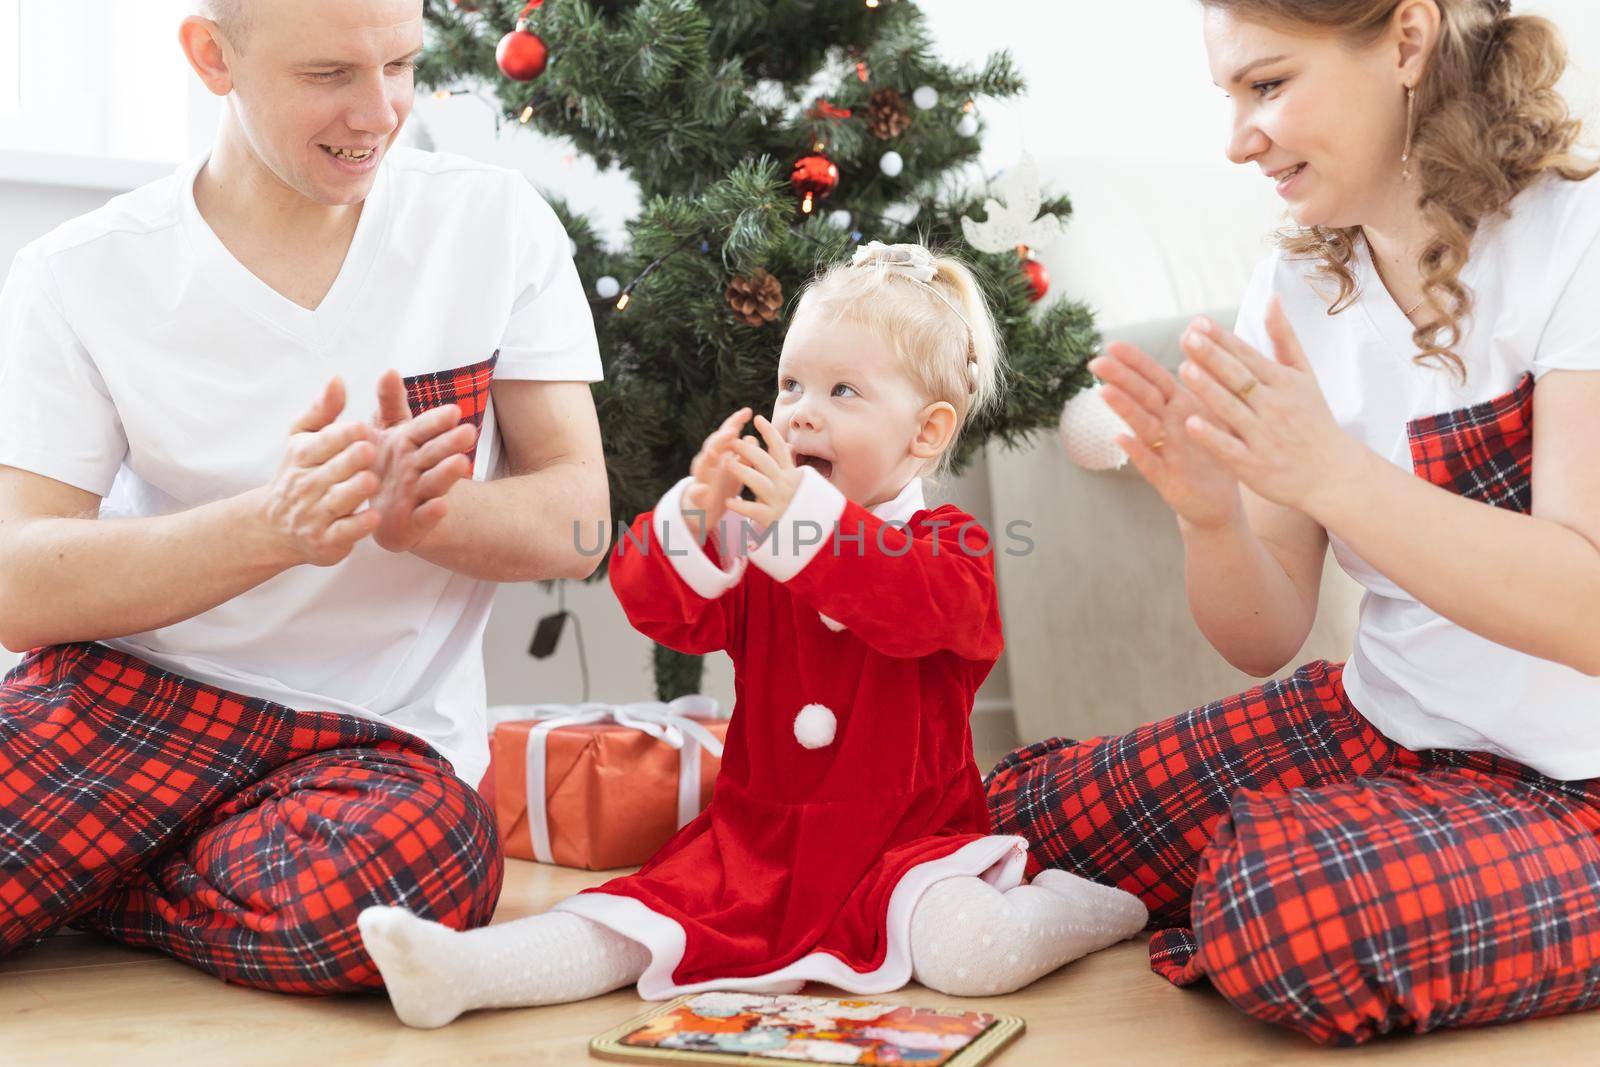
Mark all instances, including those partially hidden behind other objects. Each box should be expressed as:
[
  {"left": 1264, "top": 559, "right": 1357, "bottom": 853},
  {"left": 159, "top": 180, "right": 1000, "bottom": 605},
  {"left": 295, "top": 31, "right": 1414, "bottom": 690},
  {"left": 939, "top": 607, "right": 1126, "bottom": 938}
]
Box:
[{"left": 987, "top": 0, "right": 1600, "bottom": 1047}]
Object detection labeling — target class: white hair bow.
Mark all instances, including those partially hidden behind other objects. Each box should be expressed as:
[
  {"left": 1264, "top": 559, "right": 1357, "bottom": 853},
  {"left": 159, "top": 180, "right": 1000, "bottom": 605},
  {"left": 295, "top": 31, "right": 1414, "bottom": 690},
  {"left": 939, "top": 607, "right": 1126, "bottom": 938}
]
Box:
[
  {"left": 847, "top": 240, "right": 980, "bottom": 393},
  {"left": 851, "top": 241, "right": 939, "bottom": 283}
]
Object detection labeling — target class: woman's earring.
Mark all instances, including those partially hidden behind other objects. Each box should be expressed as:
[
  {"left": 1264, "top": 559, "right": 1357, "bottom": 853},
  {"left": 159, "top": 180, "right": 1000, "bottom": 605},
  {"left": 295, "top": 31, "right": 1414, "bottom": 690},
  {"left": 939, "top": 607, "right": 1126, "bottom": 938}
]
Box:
[{"left": 1401, "top": 86, "right": 1416, "bottom": 182}]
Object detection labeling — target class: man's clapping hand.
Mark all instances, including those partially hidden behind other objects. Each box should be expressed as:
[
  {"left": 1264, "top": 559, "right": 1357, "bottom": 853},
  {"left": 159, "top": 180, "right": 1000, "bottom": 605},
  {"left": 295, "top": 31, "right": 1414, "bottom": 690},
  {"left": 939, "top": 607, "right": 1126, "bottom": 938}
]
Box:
[
  {"left": 260, "top": 377, "right": 383, "bottom": 567},
  {"left": 366, "top": 369, "right": 480, "bottom": 553}
]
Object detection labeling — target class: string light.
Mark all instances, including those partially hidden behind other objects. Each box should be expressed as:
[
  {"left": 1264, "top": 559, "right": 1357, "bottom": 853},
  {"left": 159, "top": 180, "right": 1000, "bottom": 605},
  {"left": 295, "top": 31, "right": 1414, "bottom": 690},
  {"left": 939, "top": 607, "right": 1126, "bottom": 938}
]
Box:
[
  {"left": 865, "top": 0, "right": 880, "bottom": 7},
  {"left": 801, "top": 192, "right": 816, "bottom": 214},
  {"left": 587, "top": 236, "right": 704, "bottom": 313},
  {"left": 519, "top": 104, "right": 535, "bottom": 124},
  {"left": 423, "top": 85, "right": 519, "bottom": 134}
]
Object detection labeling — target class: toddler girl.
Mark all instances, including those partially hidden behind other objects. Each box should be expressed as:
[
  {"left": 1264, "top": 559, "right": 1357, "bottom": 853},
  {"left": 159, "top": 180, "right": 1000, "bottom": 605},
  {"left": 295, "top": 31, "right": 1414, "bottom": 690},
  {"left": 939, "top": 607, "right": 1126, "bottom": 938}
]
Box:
[{"left": 358, "top": 241, "right": 1147, "bottom": 1028}]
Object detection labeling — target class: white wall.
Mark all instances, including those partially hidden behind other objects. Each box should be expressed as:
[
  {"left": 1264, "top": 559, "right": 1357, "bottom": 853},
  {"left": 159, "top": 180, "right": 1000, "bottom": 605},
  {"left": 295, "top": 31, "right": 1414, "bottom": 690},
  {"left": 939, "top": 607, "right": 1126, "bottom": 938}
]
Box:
[
  {"left": 0, "top": 0, "right": 192, "bottom": 162},
  {"left": 918, "top": 0, "right": 1600, "bottom": 171}
]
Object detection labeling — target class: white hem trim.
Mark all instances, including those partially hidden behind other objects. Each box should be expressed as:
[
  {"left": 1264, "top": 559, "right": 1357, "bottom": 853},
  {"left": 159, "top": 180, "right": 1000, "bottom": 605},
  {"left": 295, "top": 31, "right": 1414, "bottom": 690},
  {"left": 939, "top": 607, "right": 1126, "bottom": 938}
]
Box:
[
  {"left": 552, "top": 834, "right": 1028, "bottom": 1000},
  {"left": 492, "top": 346, "right": 604, "bottom": 383},
  {"left": 745, "top": 465, "right": 849, "bottom": 584},
  {"left": 653, "top": 476, "right": 747, "bottom": 599},
  {"left": 0, "top": 443, "right": 120, "bottom": 498}
]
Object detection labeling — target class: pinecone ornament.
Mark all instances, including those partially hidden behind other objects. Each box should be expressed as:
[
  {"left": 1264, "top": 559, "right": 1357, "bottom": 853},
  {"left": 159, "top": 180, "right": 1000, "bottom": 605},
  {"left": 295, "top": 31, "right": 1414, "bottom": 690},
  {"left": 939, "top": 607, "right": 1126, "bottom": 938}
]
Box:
[
  {"left": 726, "top": 269, "right": 783, "bottom": 327},
  {"left": 865, "top": 87, "right": 911, "bottom": 141}
]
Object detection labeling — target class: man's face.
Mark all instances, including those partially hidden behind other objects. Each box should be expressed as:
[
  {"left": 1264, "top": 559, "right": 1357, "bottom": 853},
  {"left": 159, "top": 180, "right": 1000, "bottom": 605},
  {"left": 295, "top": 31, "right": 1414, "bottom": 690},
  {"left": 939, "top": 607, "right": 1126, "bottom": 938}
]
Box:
[{"left": 222, "top": 0, "right": 423, "bottom": 206}]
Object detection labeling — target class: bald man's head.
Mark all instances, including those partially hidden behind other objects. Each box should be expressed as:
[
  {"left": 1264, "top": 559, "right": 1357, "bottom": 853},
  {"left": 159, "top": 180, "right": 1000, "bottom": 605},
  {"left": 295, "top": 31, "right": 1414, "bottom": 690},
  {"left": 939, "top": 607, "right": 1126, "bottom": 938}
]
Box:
[
  {"left": 180, "top": 0, "right": 423, "bottom": 207},
  {"left": 200, "top": 0, "right": 252, "bottom": 49}
]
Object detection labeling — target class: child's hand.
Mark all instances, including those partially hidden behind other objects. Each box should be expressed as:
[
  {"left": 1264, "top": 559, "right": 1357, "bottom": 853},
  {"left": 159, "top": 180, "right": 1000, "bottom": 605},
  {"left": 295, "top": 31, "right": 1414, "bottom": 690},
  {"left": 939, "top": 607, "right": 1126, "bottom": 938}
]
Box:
[
  {"left": 725, "top": 415, "right": 804, "bottom": 526},
  {"left": 683, "top": 407, "right": 752, "bottom": 544}
]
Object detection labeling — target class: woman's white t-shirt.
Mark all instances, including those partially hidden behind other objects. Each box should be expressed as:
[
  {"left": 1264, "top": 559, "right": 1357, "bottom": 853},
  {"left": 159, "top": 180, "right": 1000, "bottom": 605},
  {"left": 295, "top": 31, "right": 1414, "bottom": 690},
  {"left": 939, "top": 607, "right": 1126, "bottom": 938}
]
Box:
[
  {"left": 1236, "top": 170, "right": 1600, "bottom": 781},
  {"left": 0, "top": 148, "right": 603, "bottom": 785}
]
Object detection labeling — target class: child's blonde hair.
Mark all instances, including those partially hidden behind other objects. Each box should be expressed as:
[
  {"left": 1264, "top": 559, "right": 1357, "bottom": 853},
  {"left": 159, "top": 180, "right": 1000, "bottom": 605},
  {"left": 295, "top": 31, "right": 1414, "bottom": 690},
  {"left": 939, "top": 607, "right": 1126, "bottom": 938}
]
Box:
[{"left": 792, "top": 242, "right": 1005, "bottom": 478}]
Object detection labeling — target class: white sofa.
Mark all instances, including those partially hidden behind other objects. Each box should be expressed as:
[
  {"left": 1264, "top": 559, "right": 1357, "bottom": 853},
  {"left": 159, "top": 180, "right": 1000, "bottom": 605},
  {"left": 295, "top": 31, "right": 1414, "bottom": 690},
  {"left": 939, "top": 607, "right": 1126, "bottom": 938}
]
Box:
[{"left": 986, "top": 155, "right": 1364, "bottom": 745}]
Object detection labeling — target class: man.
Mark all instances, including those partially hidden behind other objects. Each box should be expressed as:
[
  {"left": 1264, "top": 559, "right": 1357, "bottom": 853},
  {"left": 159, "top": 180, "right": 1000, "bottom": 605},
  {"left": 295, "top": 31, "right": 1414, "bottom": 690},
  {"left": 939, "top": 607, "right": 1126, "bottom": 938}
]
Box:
[{"left": 0, "top": 0, "right": 608, "bottom": 993}]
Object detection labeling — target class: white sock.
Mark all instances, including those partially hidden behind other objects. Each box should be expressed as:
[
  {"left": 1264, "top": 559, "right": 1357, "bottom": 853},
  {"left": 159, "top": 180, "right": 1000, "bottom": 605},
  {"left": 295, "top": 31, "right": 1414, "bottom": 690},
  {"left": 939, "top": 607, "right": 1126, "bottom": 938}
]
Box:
[
  {"left": 908, "top": 869, "right": 1148, "bottom": 997},
  {"left": 358, "top": 906, "right": 649, "bottom": 1028}
]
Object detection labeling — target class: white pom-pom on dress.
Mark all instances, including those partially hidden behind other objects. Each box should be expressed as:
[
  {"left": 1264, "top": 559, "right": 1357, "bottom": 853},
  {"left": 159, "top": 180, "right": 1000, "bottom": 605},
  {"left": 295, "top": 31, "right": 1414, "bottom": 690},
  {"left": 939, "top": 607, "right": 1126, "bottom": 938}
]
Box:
[{"left": 793, "top": 704, "right": 838, "bottom": 749}]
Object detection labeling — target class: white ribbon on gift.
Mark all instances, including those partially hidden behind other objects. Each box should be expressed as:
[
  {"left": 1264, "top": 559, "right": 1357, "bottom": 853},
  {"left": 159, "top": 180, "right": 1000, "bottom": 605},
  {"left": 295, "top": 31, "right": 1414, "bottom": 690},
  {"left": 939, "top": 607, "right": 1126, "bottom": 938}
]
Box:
[{"left": 495, "top": 695, "right": 727, "bottom": 866}]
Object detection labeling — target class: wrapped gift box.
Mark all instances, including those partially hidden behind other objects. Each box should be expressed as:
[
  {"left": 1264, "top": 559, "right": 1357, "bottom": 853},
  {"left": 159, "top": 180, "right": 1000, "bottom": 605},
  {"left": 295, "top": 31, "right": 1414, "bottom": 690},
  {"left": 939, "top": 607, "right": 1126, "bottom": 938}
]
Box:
[{"left": 483, "top": 696, "right": 729, "bottom": 870}]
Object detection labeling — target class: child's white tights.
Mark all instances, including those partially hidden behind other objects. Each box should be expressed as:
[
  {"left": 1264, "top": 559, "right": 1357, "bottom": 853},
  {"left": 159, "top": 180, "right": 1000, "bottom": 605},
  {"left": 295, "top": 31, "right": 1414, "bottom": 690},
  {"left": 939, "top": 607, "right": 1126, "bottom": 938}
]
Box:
[
  {"left": 358, "top": 868, "right": 1147, "bottom": 1029},
  {"left": 906, "top": 868, "right": 1148, "bottom": 997}
]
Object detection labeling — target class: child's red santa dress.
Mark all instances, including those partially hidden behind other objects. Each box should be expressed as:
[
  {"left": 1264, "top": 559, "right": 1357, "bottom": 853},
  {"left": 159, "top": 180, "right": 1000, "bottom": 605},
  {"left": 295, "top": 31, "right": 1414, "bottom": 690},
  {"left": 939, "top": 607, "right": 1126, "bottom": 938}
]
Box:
[{"left": 553, "top": 467, "right": 1029, "bottom": 998}]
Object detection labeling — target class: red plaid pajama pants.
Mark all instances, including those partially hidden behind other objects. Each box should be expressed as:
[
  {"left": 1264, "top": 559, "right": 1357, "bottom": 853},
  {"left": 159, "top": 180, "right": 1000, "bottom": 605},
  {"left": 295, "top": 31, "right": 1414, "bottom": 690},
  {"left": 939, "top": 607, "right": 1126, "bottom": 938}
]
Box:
[
  {"left": 985, "top": 658, "right": 1600, "bottom": 1046},
  {"left": 0, "top": 642, "right": 504, "bottom": 993}
]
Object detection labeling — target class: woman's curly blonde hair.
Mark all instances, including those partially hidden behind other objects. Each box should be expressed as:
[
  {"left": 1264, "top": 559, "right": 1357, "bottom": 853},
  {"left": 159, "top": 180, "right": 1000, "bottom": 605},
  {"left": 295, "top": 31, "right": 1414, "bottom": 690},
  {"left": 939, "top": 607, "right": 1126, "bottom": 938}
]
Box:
[{"left": 1203, "top": 0, "right": 1597, "bottom": 376}]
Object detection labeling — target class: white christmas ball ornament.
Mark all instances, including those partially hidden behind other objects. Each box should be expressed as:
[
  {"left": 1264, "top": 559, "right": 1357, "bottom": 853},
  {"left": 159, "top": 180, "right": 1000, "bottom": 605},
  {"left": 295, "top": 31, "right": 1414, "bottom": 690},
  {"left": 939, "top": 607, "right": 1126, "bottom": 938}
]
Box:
[
  {"left": 956, "top": 113, "right": 979, "bottom": 138},
  {"left": 827, "top": 209, "right": 853, "bottom": 231},
  {"left": 912, "top": 85, "right": 939, "bottom": 111},
  {"left": 793, "top": 703, "right": 838, "bottom": 749},
  {"left": 1059, "top": 384, "right": 1134, "bottom": 471},
  {"left": 595, "top": 276, "right": 622, "bottom": 300},
  {"left": 568, "top": 238, "right": 579, "bottom": 258},
  {"left": 879, "top": 151, "right": 905, "bottom": 178}
]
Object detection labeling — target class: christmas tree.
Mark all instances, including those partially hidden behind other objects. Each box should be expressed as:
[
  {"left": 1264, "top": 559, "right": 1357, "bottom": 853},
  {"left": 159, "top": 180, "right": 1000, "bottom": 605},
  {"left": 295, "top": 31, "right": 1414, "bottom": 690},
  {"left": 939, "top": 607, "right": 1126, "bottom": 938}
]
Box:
[{"left": 419, "top": 0, "right": 1099, "bottom": 699}]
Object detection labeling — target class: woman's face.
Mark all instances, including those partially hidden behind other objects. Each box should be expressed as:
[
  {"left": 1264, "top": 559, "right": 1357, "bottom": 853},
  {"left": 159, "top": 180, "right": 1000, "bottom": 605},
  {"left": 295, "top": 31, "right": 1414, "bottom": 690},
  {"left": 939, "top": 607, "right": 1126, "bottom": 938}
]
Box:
[{"left": 1204, "top": 9, "right": 1409, "bottom": 229}]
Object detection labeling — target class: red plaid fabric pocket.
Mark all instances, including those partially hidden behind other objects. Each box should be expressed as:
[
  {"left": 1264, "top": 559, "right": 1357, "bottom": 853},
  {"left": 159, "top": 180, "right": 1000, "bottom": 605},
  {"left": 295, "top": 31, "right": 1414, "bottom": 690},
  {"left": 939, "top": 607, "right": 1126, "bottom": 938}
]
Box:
[
  {"left": 1406, "top": 371, "right": 1534, "bottom": 513},
  {"left": 403, "top": 352, "right": 499, "bottom": 465}
]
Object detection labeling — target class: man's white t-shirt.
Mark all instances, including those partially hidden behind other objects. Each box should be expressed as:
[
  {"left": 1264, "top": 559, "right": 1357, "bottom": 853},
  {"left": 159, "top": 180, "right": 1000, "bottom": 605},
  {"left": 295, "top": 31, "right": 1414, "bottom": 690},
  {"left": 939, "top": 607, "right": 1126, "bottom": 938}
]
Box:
[
  {"left": 0, "top": 147, "right": 603, "bottom": 785},
  {"left": 1237, "top": 170, "right": 1600, "bottom": 781}
]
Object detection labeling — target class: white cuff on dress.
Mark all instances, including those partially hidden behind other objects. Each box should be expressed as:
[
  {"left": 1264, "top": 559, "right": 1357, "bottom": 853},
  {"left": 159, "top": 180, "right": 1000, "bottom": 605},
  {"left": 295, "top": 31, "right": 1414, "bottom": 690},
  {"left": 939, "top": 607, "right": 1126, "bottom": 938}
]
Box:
[
  {"left": 653, "top": 476, "right": 747, "bottom": 599},
  {"left": 745, "top": 465, "right": 849, "bottom": 584}
]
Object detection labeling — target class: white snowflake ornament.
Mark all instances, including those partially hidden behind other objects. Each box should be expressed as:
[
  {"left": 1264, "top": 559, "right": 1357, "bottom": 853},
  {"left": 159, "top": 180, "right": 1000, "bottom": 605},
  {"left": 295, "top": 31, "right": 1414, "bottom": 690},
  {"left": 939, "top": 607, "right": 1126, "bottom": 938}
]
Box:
[{"left": 960, "top": 156, "right": 1065, "bottom": 255}]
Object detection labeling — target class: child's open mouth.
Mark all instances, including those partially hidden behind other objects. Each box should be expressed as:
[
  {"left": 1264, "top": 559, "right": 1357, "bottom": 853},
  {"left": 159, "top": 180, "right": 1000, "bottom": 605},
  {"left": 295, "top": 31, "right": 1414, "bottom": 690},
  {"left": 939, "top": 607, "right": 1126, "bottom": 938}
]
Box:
[{"left": 795, "top": 454, "right": 834, "bottom": 479}]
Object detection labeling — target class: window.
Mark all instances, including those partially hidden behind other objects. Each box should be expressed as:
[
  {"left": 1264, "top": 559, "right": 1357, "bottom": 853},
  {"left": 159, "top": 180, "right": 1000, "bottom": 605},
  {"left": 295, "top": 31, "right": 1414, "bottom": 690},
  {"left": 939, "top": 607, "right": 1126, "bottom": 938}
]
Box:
[
  {"left": 0, "top": 0, "right": 18, "bottom": 119},
  {"left": 0, "top": 1, "right": 213, "bottom": 188}
]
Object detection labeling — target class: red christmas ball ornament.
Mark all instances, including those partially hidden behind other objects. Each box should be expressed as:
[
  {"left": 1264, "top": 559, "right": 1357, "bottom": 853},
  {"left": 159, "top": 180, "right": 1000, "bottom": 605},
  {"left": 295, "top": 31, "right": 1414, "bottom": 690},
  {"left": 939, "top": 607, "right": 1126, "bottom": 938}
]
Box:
[
  {"left": 791, "top": 154, "right": 840, "bottom": 215},
  {"left": 1021, "top": 253, "right": 1050, "bottom": 303},
  {"left": 497, "top": 20, "right": 549, "bottom": 81}
]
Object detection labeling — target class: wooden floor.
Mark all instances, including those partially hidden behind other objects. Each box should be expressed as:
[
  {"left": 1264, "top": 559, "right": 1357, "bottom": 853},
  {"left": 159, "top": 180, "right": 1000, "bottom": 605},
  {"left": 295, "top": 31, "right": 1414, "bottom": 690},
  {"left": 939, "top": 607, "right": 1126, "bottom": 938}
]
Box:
[{"left": 6, "top": 860, "right": 1600, "bottom": 1066}]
